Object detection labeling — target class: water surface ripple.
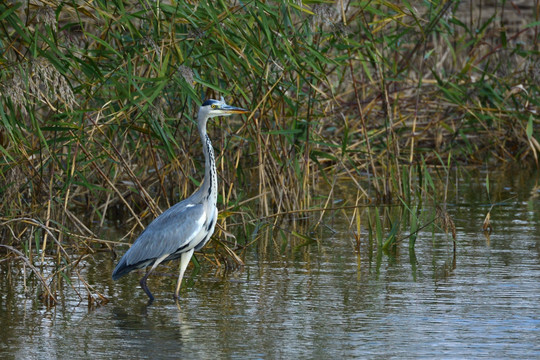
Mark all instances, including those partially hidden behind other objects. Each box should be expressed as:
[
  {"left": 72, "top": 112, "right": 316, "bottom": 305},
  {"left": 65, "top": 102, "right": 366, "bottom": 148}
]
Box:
[{"left": 1, "top": 172, "right": 539, "bottom": 359}]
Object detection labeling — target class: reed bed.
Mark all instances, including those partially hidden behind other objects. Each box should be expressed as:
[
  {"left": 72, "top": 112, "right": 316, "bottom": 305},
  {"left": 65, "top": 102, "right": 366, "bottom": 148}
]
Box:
[{"left": 0, "top": 0, "right": 538, "bottom": 305}]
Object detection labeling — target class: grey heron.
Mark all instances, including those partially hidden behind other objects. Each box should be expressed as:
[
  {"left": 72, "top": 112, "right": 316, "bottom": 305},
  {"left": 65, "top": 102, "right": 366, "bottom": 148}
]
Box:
[{"left": 112, "top": 97, "right": 249, "bottom": 302}]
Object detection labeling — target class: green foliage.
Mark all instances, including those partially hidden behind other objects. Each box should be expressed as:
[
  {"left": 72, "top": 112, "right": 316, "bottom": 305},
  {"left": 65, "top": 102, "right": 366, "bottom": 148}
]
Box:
[{"left": 0, "top": 1, "right": 538, "bottom": 301}]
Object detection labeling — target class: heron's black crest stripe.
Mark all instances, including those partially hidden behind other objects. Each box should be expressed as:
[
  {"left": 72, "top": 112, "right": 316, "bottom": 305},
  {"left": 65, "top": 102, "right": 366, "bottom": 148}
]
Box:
[{"left": 202, "top": 99, "right": 219, "bottom": 106}]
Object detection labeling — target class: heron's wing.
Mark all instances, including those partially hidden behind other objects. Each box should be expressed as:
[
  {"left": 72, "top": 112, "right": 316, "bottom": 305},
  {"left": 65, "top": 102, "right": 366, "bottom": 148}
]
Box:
[{"left": 123, "top": 201, "right": 206, "bottom": 266}]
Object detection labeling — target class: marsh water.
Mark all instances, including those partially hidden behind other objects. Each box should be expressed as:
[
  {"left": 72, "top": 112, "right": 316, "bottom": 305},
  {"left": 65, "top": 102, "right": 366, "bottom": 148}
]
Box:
[{"left": 1, "top": 169, "right": 540, "bottom": 359}]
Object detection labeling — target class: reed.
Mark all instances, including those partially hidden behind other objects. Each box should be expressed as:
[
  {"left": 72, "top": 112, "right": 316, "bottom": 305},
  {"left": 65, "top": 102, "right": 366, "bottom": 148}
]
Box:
[{"left": 0, "top": 1, "right": 538, "bottom": 303}]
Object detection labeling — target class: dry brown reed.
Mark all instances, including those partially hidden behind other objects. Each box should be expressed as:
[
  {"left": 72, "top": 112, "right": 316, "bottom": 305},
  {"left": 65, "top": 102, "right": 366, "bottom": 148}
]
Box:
[{"left": 0, "top": 0, "right": 538, "bottom": 304}]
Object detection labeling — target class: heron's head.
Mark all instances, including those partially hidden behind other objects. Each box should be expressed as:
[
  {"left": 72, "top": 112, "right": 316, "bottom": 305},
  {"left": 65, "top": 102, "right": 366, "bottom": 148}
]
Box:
[{"left": 199, "top": 97, "right": 249, "bottom": 119}]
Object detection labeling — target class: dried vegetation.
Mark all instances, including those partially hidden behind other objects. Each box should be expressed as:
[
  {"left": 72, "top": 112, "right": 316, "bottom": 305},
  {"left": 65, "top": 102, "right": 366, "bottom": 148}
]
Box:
[{"left": 0, "top": 0, "right": 538, "bottom": 304}]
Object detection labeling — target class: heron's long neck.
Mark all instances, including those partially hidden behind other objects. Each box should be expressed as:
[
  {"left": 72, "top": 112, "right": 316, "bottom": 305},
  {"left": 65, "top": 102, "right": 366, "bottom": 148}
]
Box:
[{"left": 199, "top": 119, "right": 218, "bottom": 206}]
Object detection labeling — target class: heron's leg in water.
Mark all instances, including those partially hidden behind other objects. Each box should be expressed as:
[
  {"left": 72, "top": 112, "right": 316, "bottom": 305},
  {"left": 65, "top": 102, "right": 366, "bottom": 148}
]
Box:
[
  {"left": 140, "top": 253, "right": 169, "bottom": 302},
  {"left": 175, "top": 248, "right": 195, "bottom": 299},
  {"left": 139, "top": 273, "right": 154, "bottom": 302}
]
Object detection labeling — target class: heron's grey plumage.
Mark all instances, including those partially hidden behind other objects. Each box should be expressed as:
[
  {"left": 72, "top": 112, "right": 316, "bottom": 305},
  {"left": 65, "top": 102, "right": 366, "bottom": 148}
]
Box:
[{"left": 112, "top": 97, "right": 248, "bottom": 302}]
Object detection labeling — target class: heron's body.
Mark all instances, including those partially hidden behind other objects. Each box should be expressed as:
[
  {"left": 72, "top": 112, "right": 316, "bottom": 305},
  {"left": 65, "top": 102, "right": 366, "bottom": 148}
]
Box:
[{"left": 112, "top": 98, "right": 248, "bottom": 302}]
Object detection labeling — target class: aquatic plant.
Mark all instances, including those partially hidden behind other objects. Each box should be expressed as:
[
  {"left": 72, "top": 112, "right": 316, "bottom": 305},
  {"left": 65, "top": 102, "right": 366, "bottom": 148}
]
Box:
[{"left": 0, "top": 0, "right": 538, "bottom": 304}]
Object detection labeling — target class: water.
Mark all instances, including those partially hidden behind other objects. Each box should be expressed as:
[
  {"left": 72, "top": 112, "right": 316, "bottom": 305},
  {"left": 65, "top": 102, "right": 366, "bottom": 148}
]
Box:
[{"left": 1, "top": 169, "right": 540, "bottom": 359}]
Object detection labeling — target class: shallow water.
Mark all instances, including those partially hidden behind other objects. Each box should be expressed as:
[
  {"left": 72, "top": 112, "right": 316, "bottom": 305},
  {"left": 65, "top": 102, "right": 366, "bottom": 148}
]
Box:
[{"left": 1, "top": 169, "right": 540, "bottom": 359}]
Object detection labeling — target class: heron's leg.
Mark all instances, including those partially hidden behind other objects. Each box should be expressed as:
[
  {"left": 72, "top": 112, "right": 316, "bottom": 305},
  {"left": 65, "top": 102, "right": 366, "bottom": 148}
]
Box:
[
  {"left": 174, "top": 248, "right": 195, "bottom": 299},
  {"left": 140, "top": 253, "right": 169, "bottom": 302},
  {"left": 140, "top": 272, "right": 155, "bottom": 303}
]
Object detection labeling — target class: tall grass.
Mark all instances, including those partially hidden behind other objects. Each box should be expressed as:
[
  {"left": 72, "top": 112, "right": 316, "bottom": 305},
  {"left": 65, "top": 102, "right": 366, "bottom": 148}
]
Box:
[{"left": 0, "top": 0, "right": 538, "bottom": 304}]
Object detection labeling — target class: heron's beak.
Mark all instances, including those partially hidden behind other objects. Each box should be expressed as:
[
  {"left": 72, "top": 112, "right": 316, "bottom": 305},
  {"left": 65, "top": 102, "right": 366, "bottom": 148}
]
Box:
[{"left": 221, "top": 105, "right": 249, "bottom": 114}]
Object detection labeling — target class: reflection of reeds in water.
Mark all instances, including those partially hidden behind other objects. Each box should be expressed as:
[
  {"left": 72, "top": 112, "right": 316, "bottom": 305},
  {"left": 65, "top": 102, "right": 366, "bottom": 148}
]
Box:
[{"left": 0, "top": 1, "right": 537, "bottom": 305}]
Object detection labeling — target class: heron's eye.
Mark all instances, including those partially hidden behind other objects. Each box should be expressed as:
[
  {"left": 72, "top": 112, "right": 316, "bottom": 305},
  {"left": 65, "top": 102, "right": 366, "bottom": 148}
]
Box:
[{"left": 211, "top": 105, "right": 217, "bottom": 109}]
